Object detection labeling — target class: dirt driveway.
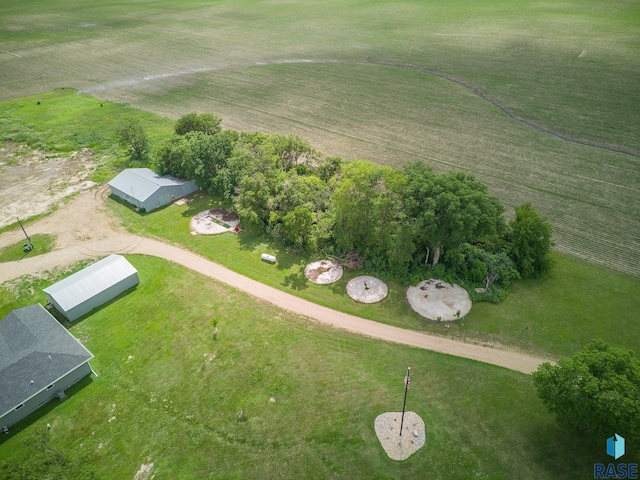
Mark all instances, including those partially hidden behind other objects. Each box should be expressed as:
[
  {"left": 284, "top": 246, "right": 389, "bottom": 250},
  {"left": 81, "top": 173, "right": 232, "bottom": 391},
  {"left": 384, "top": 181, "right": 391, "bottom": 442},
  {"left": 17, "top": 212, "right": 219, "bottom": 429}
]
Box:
[{"left": 0, "top": 188, "right": 551, "bottom": 374}]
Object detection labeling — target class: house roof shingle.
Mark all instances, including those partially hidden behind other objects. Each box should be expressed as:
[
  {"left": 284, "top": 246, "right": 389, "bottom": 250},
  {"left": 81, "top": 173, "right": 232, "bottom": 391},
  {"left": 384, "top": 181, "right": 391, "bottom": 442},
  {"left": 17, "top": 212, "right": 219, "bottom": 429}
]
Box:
[{"left": 0, "top": 305, "right": 93, "bottom": 418}]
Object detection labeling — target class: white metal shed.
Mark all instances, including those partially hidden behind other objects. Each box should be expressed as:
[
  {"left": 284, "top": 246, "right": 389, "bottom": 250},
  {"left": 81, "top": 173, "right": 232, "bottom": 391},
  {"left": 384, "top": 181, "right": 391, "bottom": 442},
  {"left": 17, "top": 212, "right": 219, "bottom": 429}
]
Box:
[{"left": 43, "top": 254, "right": 139, "bottom": 321}]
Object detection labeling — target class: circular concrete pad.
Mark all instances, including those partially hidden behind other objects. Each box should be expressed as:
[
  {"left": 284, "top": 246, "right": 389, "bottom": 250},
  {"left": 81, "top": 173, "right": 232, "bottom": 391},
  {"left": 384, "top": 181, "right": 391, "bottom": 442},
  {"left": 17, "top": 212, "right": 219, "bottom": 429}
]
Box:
[
  {"left": 406, "top": 278, "right": 472, "bottom": 321},
  {"left": 346, "top": 275, "right": 388, "bottom": 303},
  {"left": 304, "top": 259, "right": 344, "bottom": 285},
  {"left": 375, "top": 411, "right": 425, "bottom": 461},
  {"left": 190, "top": 209, "right": 240, "bottom": 235}
]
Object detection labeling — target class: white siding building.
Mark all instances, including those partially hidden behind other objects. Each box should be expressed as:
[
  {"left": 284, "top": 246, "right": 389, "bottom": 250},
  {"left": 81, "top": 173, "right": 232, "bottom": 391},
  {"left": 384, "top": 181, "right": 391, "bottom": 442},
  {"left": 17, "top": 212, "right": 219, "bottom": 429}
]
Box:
[{"left": 43, "top": 254, "right": 139, "bottom": 321}]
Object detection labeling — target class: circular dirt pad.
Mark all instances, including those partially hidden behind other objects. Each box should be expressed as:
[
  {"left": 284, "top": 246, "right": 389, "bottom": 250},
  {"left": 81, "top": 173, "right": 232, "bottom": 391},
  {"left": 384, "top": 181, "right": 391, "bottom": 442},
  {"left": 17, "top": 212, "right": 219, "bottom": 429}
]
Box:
[
  {"left": 346, "top": 275, "right": 388, "bottom": 304},
  {"left": 190, "top": 209, "right": 240, "bottom": 235},
  {"left": 406, "top": 278, "right": 471, "bottom": 321},
  {"left": 304, "top": 259, "right": 343, "bottom": 285}
]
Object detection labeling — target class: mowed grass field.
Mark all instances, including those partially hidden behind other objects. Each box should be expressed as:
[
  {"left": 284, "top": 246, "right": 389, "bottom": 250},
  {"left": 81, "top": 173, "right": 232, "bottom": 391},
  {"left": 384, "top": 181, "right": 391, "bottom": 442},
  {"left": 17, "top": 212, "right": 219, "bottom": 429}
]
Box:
[
  {"left": 0, "top": 255, "right": 627, "bottom": 479},
  {"left": 0, "top": 0, "right": 639, "bottom": 276}
]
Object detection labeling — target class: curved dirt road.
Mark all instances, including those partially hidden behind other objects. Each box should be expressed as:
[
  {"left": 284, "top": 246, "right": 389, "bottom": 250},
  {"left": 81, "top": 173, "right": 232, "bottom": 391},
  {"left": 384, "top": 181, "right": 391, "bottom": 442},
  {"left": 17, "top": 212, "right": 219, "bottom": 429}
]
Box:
[{"left": 0, "top": 190, "right": 551, "bottom": 374}]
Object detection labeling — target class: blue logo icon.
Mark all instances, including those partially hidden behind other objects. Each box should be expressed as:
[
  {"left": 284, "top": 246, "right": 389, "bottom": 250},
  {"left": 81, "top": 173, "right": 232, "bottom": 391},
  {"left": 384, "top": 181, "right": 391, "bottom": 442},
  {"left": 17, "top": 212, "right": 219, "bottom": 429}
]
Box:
[{"left": 607, "top": 434, "right": 625, "bottom": 460}]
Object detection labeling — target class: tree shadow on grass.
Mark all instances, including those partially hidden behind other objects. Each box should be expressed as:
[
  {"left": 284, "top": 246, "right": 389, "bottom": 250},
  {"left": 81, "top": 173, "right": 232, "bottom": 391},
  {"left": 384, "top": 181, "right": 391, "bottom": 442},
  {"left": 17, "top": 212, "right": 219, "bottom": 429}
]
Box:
[
  {"left": 179, "top": 192, "right": 233, "bottom": 219},
  {"left": 235, "top": 226, "right": 266, "bottom": 253},
  {"left": 281, "top": 268, "right": 309, "bottom": 291},
  {"left": 524, "top": 423, "right": 605, "bottom": 480}
]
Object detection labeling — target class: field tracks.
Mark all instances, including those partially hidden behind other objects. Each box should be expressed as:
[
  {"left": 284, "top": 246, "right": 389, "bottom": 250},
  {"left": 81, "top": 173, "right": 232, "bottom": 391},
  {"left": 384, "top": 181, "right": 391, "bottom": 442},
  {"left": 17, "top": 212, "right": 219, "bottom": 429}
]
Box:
[{"left": 81, "top": 58, "right": 639, "bottom": 159}]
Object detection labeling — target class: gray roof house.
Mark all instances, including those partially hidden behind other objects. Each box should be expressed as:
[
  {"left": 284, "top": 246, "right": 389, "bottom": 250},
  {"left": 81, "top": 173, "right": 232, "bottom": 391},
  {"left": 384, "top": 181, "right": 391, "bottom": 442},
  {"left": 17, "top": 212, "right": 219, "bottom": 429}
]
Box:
[
  {"left": 108, "top": 168, "right": 198, "bottom": 212},
  {"left": 0, "top": 304, "right": 94, "bottom": 430},
  {"left": 44, "top": 254, "right": 139, "bottom": 321}
]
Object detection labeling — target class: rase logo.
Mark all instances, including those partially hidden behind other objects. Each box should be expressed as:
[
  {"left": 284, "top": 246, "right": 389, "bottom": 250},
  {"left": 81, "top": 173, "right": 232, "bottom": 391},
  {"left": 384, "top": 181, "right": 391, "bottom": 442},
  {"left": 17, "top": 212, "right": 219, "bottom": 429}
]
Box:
[
  {"left": 609, "top": 434, "right": 626, "bottom": 460},
  {"left": 594, "top": 434, "right": 638, "bottom": 479}
]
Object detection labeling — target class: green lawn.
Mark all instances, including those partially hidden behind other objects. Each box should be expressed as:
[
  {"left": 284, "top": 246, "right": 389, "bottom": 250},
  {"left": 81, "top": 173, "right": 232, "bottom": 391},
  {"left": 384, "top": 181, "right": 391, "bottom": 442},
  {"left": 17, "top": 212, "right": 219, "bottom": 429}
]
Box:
[
  {"left": 0, "top": 255, "right": 628, "bottom": 479},
  {"left": 0, "top": 234, "right": 56, "bottom": 262},
  {"left": 107, "top": 193, "right": 640, "bottom": 358}
]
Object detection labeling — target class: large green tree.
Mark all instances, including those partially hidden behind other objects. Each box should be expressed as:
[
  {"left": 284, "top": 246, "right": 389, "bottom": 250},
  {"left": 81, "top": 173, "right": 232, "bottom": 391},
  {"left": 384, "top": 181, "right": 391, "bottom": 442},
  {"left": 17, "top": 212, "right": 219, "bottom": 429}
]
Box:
[
  {"left": 271, "top": 134, "right": 316, "bottom": 171},
  {"left": 331, "top": 160, "right": 412, "bottom": 272},
  {"left": 533, "top": 340, "right": 640, "bottom": 448},
  {"left": 153, "top": 130, "right": 235, "bottom": 195},
  {"left": 508, "top": 202, "right": 553, "bottom": 278},
  {"left": 116, "top": 118, "right": 148, "bottom": 160},
  {"left": 403, "top": 161, "right": 506, "bottom": 266},
  {"left": 174, "top": 112, "right": 222, "bottom": 136}
]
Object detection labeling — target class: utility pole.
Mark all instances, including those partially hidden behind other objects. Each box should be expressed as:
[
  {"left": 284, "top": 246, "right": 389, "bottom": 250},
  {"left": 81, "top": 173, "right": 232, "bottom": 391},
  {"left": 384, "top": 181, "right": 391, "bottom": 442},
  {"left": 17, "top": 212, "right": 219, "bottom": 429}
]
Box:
[
  {"left": 400, "top": 367, "right": 410, "bottom": 436},
  {"left": 16, "top": 217, "right": 34, "bottom": 253}
]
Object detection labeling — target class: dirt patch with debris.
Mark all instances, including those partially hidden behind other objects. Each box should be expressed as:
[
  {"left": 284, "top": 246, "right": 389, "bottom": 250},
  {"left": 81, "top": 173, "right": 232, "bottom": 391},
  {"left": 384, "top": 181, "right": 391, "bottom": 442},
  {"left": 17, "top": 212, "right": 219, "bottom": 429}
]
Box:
[
  {"left": 0, "top": 142, "right": 97, "bottom": 227},
  {"left": 406, "top": 279, "right": 472, "bottom": 321},
  {"left": 190, "top": 208, "right": 240, "bottom": 235},
  {"left": 304, "top": 259, "right": 343, "bottom": 284}
]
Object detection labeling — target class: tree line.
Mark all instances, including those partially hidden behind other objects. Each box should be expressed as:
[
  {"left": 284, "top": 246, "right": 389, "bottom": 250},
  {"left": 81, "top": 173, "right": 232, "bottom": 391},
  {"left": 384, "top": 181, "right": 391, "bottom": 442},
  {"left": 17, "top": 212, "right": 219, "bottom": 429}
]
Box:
[{"left": 121, "top": 112, "right": 552, "bottom": 298}]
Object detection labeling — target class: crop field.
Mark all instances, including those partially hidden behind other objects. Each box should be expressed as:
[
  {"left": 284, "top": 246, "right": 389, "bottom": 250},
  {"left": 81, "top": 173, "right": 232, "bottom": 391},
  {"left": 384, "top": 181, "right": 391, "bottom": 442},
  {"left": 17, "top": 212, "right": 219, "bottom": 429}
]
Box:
[
  {"left": 0, "top": 255, "right": 624, "bottom": 479},
  {"left": 1, "top": 0, "right": 639, "bottom": 276}
]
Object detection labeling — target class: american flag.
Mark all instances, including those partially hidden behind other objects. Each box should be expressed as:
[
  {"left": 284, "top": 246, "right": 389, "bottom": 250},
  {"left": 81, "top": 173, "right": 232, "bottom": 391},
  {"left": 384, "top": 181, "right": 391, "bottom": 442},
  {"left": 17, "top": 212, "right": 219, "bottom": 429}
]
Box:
[{"left": 404, "top": 372, "right": 411, "bottom": 390}]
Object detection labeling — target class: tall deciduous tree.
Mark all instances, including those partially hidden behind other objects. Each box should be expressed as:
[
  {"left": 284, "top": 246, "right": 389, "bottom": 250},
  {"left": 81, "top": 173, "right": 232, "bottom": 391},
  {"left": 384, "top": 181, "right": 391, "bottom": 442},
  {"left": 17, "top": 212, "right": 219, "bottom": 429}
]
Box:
[
  {"left": 508, "top": 202, "right": 553, "bottom": 278},
  {"left": 153, "top": 131, "right": 235, "bottom": 195},
  {"left": 532, "top": 340, "right": 640, "bottom": 448},
  {"left": 403, "top": 161, "right": 506, "bottom": 266},
  {"left": 271, "top": 134, "right": 316, "bottom": 171},
  {"left": 331, "top": 160, "right": 412, "bottom": 272},
  {"left": 116, "top": 118, "right": 148, "bottom": 160},
  {"left": 174, "top": 112, "right": 222, "bottom": 136}
]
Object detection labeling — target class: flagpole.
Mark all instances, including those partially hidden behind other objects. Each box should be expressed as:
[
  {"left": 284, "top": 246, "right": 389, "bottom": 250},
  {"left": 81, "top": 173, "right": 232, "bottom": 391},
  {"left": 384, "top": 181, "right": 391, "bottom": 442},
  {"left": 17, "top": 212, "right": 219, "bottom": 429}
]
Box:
[{"left": 400, "top": 367, "right": 410, "bottom": 437}]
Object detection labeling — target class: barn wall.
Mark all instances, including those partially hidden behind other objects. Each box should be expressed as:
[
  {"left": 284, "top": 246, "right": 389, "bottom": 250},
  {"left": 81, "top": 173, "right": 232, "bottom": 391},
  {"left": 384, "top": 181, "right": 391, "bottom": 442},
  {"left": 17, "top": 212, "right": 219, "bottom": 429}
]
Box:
[
  {"left": 143, "top": 182, "right": 198, "bottom": 212},
  {"left": 44, "top": 294, "right": 65, "bottom": 318},
  {"left": 63, "top": 272, "right": 140, "bottom": 321},
  {"left": 0, "top": 363, "right": 93, "bottom": 429},
  {"left": 109, "top": 186, "right": 142, "bottom": 209}
]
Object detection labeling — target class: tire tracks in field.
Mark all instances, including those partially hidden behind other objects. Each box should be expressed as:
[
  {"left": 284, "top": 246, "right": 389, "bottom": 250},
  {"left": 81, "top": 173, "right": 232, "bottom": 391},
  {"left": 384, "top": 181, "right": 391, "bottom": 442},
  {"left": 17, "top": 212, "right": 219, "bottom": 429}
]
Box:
[{"left": 81, "top": 58, "right": 639, "bottom": 159}]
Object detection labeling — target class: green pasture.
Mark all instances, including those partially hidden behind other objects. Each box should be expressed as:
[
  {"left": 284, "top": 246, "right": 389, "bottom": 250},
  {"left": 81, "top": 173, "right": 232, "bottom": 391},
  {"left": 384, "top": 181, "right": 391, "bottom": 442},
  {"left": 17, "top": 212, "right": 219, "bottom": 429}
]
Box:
[
  {"left": 0, "top": 255, "right": 626, "bottom": 479},
  {"left": 0, "top": 89, "right": 173, "bottom": 182},
  {"left": 0, "top": 1, "right": 639, "bottom": 277},
  {"left": 0, "top": 233, "right": 56, "bottom": 262},
  {"left": 107, "top": 193, "right": 640, "bottom": 358}
]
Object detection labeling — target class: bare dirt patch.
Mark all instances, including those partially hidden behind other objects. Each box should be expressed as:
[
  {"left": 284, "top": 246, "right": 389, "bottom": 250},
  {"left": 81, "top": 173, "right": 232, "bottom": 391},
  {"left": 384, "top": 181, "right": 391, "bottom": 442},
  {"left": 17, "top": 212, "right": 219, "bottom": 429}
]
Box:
[
  {"left": 0, "top": 186, "right": 130, "bottom": 258},
  {"left": 406, "top": 279, "right": 472, "bottom": 321},
  {"left": 304, "top": 259, "right": 343, "bottom": 284},
  {"left": 0, "top": 142, "right": 97, "bottom": 228},
  {"left": 133, "top": 462, "right": 154, "bottom": 480},
  {"left": 190, "top": 208, "right": 240, "bottom": 235}
]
